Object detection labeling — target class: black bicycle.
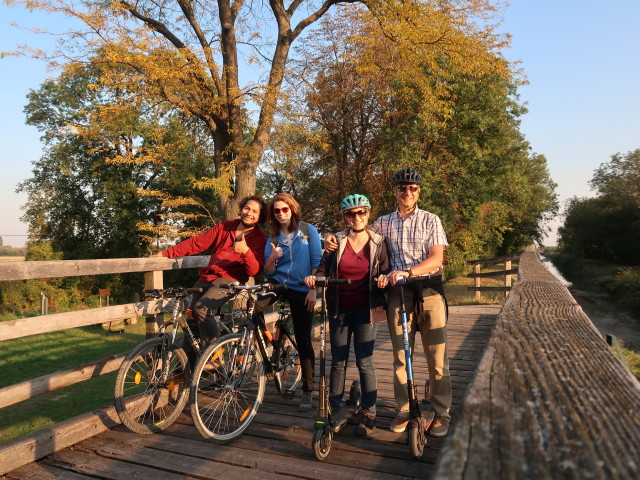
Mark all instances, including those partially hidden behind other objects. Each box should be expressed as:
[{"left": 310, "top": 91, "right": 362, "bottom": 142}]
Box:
[
  {"left": 189, "top": 282, "right": 302, "bottom": 443},
  {"left": 114, "top": 287, "right": 237, "bottom": 434}
]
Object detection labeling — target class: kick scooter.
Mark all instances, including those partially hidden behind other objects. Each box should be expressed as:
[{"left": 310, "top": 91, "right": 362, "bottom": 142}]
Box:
[
  {"left": 309, "top": 276, "right": 360, "bottom": 461},
  {"left": 397, "top": 277, "right": 435, "bottom": 459}
]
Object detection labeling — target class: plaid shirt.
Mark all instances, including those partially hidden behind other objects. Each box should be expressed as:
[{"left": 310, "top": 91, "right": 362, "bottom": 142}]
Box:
[{"left": 371, "top": 207, "right": 448, "bottom": 271}]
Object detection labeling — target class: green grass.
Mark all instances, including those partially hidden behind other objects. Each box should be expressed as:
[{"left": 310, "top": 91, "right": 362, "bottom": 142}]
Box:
[
  {"left": 0, "top": 321, "right": 147, "bottom": 443},
  {"left": 621, "top": 347, "right": 640, "bottom": 381}
]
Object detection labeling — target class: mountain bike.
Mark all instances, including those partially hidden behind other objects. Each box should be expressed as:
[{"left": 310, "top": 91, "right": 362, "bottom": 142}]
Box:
[
  {"left": 114, "top": 286, "right": 237, "bottom": 434},
  {"left": 189, "top": 282, "right": 302, "bottom": 443}
]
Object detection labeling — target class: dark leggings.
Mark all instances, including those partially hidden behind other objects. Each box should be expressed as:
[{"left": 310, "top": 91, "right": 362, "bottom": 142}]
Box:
[{"left": 255, "top": 288, "right": 315, "bottom": 393}]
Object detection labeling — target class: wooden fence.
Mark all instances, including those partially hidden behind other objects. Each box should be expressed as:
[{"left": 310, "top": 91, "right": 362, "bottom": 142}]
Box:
[
  {"left": 0, "top": 255, "right": 283, "bottom": 474},
  {"left": 434, "top": 246, "right": 640, "bottom": 479},
  {"left": 467, "top": 254, "right": 520, "bottom": 299}
]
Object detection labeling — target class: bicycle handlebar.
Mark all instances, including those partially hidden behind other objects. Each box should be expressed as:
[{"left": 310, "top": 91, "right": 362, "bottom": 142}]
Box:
[
  {"left": 144, "top": 287, "right": 203, "bottom": 298},
  {"left": 219, "top": 282, "right": 286, "bottom": 294}
]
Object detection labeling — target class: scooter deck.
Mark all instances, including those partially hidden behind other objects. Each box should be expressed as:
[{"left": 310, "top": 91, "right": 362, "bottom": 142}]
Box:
[
  {"left": 423, "top": 409, "right": 436, "bottom": 431},
  {"left": 331, "top": 404, "right": 361, "bottom": 433}
]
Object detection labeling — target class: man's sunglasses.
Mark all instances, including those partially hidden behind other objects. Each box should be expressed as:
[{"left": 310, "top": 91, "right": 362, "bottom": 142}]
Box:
[
  {"left": 273, "top": 207, "right": 290, "bottom": 214},
  {"left": 396, "top": 185, "right": 419, "bottom": 193},
  {"left": 345, "top": 209, "right": 369, "bottom": 218}
]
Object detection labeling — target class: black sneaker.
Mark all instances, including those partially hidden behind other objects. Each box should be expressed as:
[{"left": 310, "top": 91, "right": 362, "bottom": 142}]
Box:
[{"left": 354, "top": 409, "right": 376, "bottom": 436}]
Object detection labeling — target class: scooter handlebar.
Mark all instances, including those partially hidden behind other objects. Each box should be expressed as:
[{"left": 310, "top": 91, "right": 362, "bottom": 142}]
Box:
[{"left": 302, "top": 276, "right": 351, "bottom": 288}]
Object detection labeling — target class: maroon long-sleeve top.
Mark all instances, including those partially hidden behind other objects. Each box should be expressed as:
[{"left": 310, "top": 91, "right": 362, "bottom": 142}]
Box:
[{"left": 161, "top": 219, "right": 267, "bottom": 283}]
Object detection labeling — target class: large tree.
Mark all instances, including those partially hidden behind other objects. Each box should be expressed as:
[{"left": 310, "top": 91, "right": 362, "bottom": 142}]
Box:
[
  {"left": 18, "top": 61, "right": 216, "bottom": 258},
  {"left": 8, "top": 0, "right": 508, "bottom": 219},
  {"left": 260, "top": 8, "right": 555, "bottom": 274}
]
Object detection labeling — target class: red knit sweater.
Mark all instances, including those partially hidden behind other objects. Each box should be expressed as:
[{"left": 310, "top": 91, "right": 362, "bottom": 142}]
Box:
[{"left": 162, "top": 219, "right": 267, "bottom": 283}]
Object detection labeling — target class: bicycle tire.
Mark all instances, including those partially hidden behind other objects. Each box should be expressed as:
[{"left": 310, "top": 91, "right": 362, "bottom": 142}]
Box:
[
  {"left": 190, "top": 333, "right": 266, "bottom": 443},
  {"left": 312, "top": 425, "right": 333, "bottom": 461},
  {"left": 273, "top": 333, "right": 302, "bottom": 397},
  {"left": 114, "top": 336, "right": 189, "bottom": 434}
]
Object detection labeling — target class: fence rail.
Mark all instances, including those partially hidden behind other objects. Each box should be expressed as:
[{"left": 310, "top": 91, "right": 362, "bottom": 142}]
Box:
[
  {"left": 434, "top": 247, "right": 640, "bottom": 479},
  {"left": 466, "top": 254, "right": 520, "bottom": 299}
]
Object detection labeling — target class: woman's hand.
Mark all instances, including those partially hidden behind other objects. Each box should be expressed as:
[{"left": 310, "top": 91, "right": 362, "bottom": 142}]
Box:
[
  {"left": 269, "top": 242, "right": 283, "bottom": 261},
  {"left": 304, "top": 288, "right": 317, "bottom": 312},
  {"left": 304, "top": 275, "right": 317, "bottom": 288}
]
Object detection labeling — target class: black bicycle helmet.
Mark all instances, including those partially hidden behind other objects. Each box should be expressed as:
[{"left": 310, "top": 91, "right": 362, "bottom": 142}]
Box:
[{"left": 392, "top": 167, "right": 422, "bottom": 185}]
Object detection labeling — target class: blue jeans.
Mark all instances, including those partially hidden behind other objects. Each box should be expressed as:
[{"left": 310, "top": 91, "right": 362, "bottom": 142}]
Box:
[{"left": 329, "top": 308, "right": 378, "bottom": 414}]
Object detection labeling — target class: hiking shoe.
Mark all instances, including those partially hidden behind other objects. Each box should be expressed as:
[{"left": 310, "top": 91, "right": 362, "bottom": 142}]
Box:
[
  {"left": 429, "top": 416, "right": 450, "bottom": 437},
  {"left": 348, "top": 408, "right": 364, "bottom": 425},
  {"left": 299, "top": 392, "right": 313, "bottom": 411},
  {"left": 389, "top": 414, "right": 410, "bottom": 433},
  {"left": 354, "top": 409, "right": 376, "bottom": 436}
]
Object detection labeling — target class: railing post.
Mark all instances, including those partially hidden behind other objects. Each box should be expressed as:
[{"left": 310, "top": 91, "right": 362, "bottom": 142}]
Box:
[
  {"left": 504, "top": 260, "right": 512, "bottom": 298},
  {"left": 144, "top": 270, "right": 164, "bottom": 337},
  {"left": 474, "top": 264, "right": 481, "bottom": 300}
]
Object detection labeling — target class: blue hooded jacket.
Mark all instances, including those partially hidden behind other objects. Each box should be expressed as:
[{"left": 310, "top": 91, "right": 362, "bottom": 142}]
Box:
[{"left": 264, "top": 222, "right": 322, "bottom": 292}]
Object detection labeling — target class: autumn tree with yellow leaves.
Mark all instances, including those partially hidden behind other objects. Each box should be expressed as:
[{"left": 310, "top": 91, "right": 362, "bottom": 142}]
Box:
[{"left": 7, "top": 0, "right": 511, "bottom": 222}]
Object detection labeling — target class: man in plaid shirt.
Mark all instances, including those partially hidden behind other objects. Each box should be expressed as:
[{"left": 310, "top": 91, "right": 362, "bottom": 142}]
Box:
[{"left": 373, "top": 167, "right": 451, "bottom": 437}]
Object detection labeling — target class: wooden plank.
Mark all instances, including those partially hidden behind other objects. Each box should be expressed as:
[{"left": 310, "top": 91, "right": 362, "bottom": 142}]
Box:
[
  {"left": 0, "top": 407, "right": 121, "bottom": 475},
  {"left": 466, "top": 253, "right": 522, "bottom": 265},
  {"left": 0, "top": 353, "right": 125, "bottom": 409},
  {"left": 0, "top": 256, "right": 209, "bottom": 281},
  {"left": 0, "top": 299, "right": 170, "bottom": 342},
  {"left": 435, "top": 250, "right": 640, "bottom": 480},
  {"left": 466, "top": 268, "right": 518, "bottom": 278},
  {"left": 3, "top": 463, "right": 95, "bottom": 479}
]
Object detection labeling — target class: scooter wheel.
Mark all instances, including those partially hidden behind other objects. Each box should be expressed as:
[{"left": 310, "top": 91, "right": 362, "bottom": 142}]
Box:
[
  {"left": 409, "top": 417, "right": 427, "bottom": 459},
  {"left": 312, "top": 426, "right": 333, "bottom": 461}
]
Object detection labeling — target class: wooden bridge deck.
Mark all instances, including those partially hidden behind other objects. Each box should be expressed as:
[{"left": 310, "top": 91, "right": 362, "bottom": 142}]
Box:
[{"left": 3, "top": 305, "right": 500, "bottom": 480}]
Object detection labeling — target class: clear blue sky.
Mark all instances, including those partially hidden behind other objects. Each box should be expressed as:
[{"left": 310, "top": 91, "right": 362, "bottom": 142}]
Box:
[{"left": 1, "top": 1, "right": 639, "bottom": 247}]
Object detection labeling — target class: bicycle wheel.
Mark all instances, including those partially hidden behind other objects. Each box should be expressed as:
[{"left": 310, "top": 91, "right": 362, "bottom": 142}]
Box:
[
  {"left": 190, "top": 333, "right": 266, "bottom": 443},
  {"left": 114, "top": 336, "right": 189, "bottom": 434},
  {"left": 273, "top": 334, "right": 302, "bottom": 397}
]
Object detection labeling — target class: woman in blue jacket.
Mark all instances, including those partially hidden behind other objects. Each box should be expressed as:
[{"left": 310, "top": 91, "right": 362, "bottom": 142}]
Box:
[{"left": 264, "top": 193, "right": 322, "bottom": 411}]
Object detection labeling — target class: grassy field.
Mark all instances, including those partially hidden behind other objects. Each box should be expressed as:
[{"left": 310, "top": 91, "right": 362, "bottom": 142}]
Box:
[
  {"left": 0, "top": 256, "right": 25, "bottom": 262},
  {"left": 0, "top": 321, "right": 147, "bottom": 443}
]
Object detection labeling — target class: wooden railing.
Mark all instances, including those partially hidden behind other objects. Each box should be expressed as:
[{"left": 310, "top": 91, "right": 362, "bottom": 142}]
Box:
[
  {"left": 467, "top": 254, "right": 520, "bottom": 299},
  {"left": 0, "top": 255, "right": 283, "bottom": 474},
  {"left": 434, "top": 246, "right": 640, "bottom": 479}
]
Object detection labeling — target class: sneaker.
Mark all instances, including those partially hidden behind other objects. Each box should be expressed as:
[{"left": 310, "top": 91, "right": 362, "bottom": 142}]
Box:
[
  {"left": 429, "top": 416, "right": 450, "bottom": 437},
  {"left": 389, "top": 414, "right": 410, "bottom": 433},
  {"left": 354, "top": 409, "right": 376, "bottom": 436},
  {"left": 299, "top": 392, "right": 313, "bottom": 411}
]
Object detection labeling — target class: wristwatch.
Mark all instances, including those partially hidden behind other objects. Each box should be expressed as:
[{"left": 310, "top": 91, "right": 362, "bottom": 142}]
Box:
[{"left": 406, "top": 268, "right": 414, "bottom": 278}]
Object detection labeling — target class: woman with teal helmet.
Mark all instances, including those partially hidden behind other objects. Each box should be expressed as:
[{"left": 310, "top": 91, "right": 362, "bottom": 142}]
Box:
[{"left": 306, "top": 193, "right": 390, "bottom": 437}]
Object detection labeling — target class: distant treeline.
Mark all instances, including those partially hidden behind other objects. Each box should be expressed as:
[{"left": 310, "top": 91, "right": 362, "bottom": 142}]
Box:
[{"left": 0, "top": 246, "right": 27, "bottom": 256}]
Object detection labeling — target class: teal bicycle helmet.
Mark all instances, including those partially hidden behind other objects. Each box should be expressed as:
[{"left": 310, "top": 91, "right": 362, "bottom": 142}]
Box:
[{"left": 340, "top": 194, "right": 371, "bottom": 213}]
